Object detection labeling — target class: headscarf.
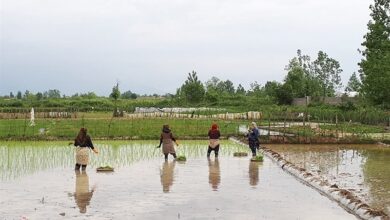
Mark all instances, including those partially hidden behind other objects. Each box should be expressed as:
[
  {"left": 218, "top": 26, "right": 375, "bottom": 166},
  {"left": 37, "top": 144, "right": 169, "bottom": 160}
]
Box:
[
  {"left": 251, "top": 122, "right": 257, "bottom": 129},
  {"left": 211, "top": 123, "right": 218, "bottom": 131},
  {"left": 162, "top": 124, "right": 171, "bottom": 133}
]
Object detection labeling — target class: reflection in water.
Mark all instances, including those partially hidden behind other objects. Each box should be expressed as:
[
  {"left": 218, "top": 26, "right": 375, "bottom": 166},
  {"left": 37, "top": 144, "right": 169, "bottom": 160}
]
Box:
[
  {"left": 74, "top": 171, "right": 95, "bottom": 213},
  {"left": 268, "top": 144, "right": 390, "bottom": 215},
  {"left": 249, "top": 162, "right": 260, "bottom": 186},
  {"left": 0, "top": 142, "right": 360, "bottom": 220},
  {"left": 363, "top": 149, "right": 390, "bottom": 215},
  {"left": 160, "top": 161, "right": 175, "bottom": 193},
  {"left": 208, "top": 158, "right": 220, "bottom": 191}
]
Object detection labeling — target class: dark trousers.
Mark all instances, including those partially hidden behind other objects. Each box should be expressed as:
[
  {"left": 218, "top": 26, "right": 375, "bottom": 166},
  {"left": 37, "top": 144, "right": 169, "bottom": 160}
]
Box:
[
  {"left": 207, "top": 145, "right": 220, "bottom": 157},
  {"left": 164, "top": 153, "right": 177, "bottom": 160},
  {"left": 75, "top": 163, "right": 87, "bottom": 171},
  {"left": 249, "top": 146, "right": 257, "bottom": 156},
  {"left": 249, "top": 140, "right": 260, "bottom": 156}
]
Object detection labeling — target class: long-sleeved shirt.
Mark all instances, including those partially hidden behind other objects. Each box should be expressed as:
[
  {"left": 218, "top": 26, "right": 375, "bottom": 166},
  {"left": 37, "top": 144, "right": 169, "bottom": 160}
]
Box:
[
  {"left": 208, "top": 130, "right": 221, "bottom": 139},
  {"left": 159, "top": 132, "right": 176, "bottom": 146},
  {"left": 247, "top": 128, "right": 260, "bottom": 147},
  {"left": 74, "top": 135, "right": 94, "bottom": 149}
]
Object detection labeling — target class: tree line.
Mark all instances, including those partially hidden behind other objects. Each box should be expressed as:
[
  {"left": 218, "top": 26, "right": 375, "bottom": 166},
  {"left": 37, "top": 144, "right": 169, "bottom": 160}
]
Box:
[{"left": 1, "top": 0, "right": 389, "bottom": 109}]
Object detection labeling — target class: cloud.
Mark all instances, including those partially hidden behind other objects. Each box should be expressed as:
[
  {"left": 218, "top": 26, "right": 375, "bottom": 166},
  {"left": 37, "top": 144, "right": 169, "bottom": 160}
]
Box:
[{"left": 0, "top": 0, "right": 372, "bottom": 95}]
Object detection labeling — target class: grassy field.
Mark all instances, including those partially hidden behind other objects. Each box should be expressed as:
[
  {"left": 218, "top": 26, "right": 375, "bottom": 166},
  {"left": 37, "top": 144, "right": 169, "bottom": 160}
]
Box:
[
  {"left": 1, "top": 111, "right": 388, "bottom": 141},
  {"left": 319, "top": 123, "right": 386, "bottom": 133},
  {"left": 0, "top": 118, "right": 249, "bottom": 140}
]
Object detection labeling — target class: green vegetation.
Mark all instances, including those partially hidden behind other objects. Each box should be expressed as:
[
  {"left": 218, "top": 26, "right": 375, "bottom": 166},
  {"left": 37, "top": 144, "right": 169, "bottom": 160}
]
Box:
[
  {"left": 176, "top": 155, "right": 187, "bottom": 161},
  {"left": 0, "top": 2, "right": 389, "bottom": 142},
  {"left": 320, "top": 124, "right": 385, "bottom": 134},
  {"left": 0, "top": 118, "right": 244, "bottom": 140},
  {"left": 233, "top": 152, "right": 248, "bottom": 157},
  {"left": 345, "top": 72, "right": 362, "bottom": 93},
  {"left": 359, "top": 0, "right": 390, "bottom": 107},
  {"left": 96, "top": 166, "right": 114, "bottom": 172},
  {"left": 177, "top": 71, "right": 205, "bottom": 104},
  {"left": 251, "top": 155, "right": 264, "bottom": 162}
]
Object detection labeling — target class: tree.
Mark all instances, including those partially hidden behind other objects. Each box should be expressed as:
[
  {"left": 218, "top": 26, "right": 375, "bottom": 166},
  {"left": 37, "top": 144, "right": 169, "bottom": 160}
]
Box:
[
  {"left": 130, "top": 93, "right": 138, "bottom": 99},
  {"left": 121, "top": 90, "right": 138, "bottom": 99},
  {"left": 345, "top": 72, "right": 362, "bottom": 92},
  {"left": 217, "top": 80, "right": 235, "bottom": 94},
  {"left": 359, "top": 0, "right": 390, "bottom": 106},
  {"left": 284, "top": 65, "right": 308, "bottom": 98},
  {"left": 178, "top": 71, "right": 205, "bottom": 103},
  {"left": 236, "top": 84, "right": 246, "bottom": 95},
  {"left": 80, "top": 92, "right": 97, "bottom": 99},
  {"left": 44, "top": 89, "right": 61, "bottom": 98},
  {"left": 264, "top": 81, "right": 281, "bottom": 99},
  {"left": 312, "top": 51, "right": 343, "bottom": 98},
  {"left": 16, "top": 91, "right": 22, "bottom": 99},
  {"left": 36, "top": 92, "right": 43, "bottom": 100},
  {"left": 205, "top": 77, "right": 220, "bottom": 91},
  {"left": 284, "top": 50, "right": 322, "bottom": 98},
  {"left": 248, "top": 81, "right": 263, "bottom": 96},
  {"left": 276, "top": 84, "right": 294, "bottom": 105},
  {"left": 110, "top": 83, "right": 121, "bottom": 101},
  {"left": 24, "top": 90, "right": 30, "bottom": 99},
  {"left": 110, "top": 82, "right": 121, "bottom": 117}
]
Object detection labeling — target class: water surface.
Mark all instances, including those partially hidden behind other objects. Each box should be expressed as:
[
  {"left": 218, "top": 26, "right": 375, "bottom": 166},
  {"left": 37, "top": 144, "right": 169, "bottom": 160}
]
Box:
[
  {"left": 268, "top": 144, "right": 390, "bottom": 215},
  {"left": 0, "top": 141, "right": 357, "bottom": 219}
]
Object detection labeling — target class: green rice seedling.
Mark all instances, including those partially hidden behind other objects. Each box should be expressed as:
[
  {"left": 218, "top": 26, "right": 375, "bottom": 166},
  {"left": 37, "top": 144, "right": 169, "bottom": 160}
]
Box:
[
  {"left": 250, "top": 155, "right": 263, "bottom": 162},
  {"left": 176, "top": 155, "right": 187, "bottom": 161},
  {"left": 233, "top": 152, "right": 248, "bottom": 157}
]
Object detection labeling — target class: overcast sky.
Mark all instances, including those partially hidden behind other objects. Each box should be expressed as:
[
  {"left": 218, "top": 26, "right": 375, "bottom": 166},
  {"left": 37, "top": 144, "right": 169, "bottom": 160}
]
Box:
[{"left": 0, "top": 0, "right": 372, "bottom": 96}]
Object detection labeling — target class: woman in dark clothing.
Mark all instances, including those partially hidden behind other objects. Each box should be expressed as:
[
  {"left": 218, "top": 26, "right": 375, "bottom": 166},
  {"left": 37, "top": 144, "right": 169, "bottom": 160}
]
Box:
[
  {"left": 207, "top": 123, "right": 221, "bottom": 158},
  {"left": 157, "top": 125, "right": 178, "bottom": 160},
  {"left": 74, "top": 128, "right": 98, "bottom": 171},
  {"left": 247, "top": 122, "right": 260, "bottom": 157}
]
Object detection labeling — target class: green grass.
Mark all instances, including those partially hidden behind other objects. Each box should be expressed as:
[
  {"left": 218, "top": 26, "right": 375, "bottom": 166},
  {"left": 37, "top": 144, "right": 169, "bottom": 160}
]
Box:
[
  {"left": 0, "top": 118, "right": 249, "bottom": 140},
  {"left": 319, "top": 124, "right": 385, "bottom": 134}
]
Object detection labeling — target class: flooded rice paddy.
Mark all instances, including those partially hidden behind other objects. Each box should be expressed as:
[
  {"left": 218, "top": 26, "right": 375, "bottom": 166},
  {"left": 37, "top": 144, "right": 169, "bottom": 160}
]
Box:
[
  {"left": 268, "top": 144, "right": 390, "bottom": 215},
  {"left": 0, "top": 140, "right": 360, "bottom": 220}
]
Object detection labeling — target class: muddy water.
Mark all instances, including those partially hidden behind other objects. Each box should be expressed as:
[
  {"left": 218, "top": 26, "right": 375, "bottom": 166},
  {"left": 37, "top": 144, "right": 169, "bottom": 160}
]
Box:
[
  {"left": 0, "top": 141, "right": 357, "bottom": 220},
  {"left": 268, "top": 144, "right": 390, "bottom": 215}
]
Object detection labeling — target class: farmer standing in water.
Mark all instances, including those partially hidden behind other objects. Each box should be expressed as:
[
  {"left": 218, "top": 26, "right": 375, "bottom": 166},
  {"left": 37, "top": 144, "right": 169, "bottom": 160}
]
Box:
[
  {"left": 247, "top": 122, "right": 260, "bottom": 158},
  {"left": 207, "top": 123, "right": 221, "bottom": 158},
  {"left": 74, "top": 128, "right": 98, "bottom": 171},
  {"left": 157, "top": 124, "right": 179, "bottom": 161}
]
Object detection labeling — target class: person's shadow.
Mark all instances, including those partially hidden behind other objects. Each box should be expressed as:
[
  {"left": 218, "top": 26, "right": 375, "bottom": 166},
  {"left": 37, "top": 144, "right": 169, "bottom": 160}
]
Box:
[
  {"left": 74, "top": 170, "right": 95, "bottom": 213},
  {"left": 160, "top": 161, "right": 176, "bottom": 193},
  {"left": 249, "top": 162, "right": 260, "bottom": 187},
  {"left": 208, "top": 158, "right": 221, "bottom": 191}
]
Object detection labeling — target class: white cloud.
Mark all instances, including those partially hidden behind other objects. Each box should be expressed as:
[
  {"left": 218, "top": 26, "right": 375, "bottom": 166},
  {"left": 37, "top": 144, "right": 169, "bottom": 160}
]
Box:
[{"left": 0, "top": 0, "right": 372, "bottom": 95}]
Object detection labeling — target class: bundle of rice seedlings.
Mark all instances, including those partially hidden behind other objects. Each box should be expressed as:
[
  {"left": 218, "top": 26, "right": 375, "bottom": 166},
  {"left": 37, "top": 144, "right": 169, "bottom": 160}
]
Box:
[
  {"left": 250, "top": 155, "right": 263, "bottom": 162},
  {"left": 233, "top": 152, "right": 248, "bottom": 157}
]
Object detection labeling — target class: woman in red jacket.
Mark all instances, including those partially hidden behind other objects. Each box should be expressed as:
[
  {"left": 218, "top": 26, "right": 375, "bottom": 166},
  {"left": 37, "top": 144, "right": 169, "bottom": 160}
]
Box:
[{"left": 207, "top": 123, "right": 221, "bottom": 158}]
